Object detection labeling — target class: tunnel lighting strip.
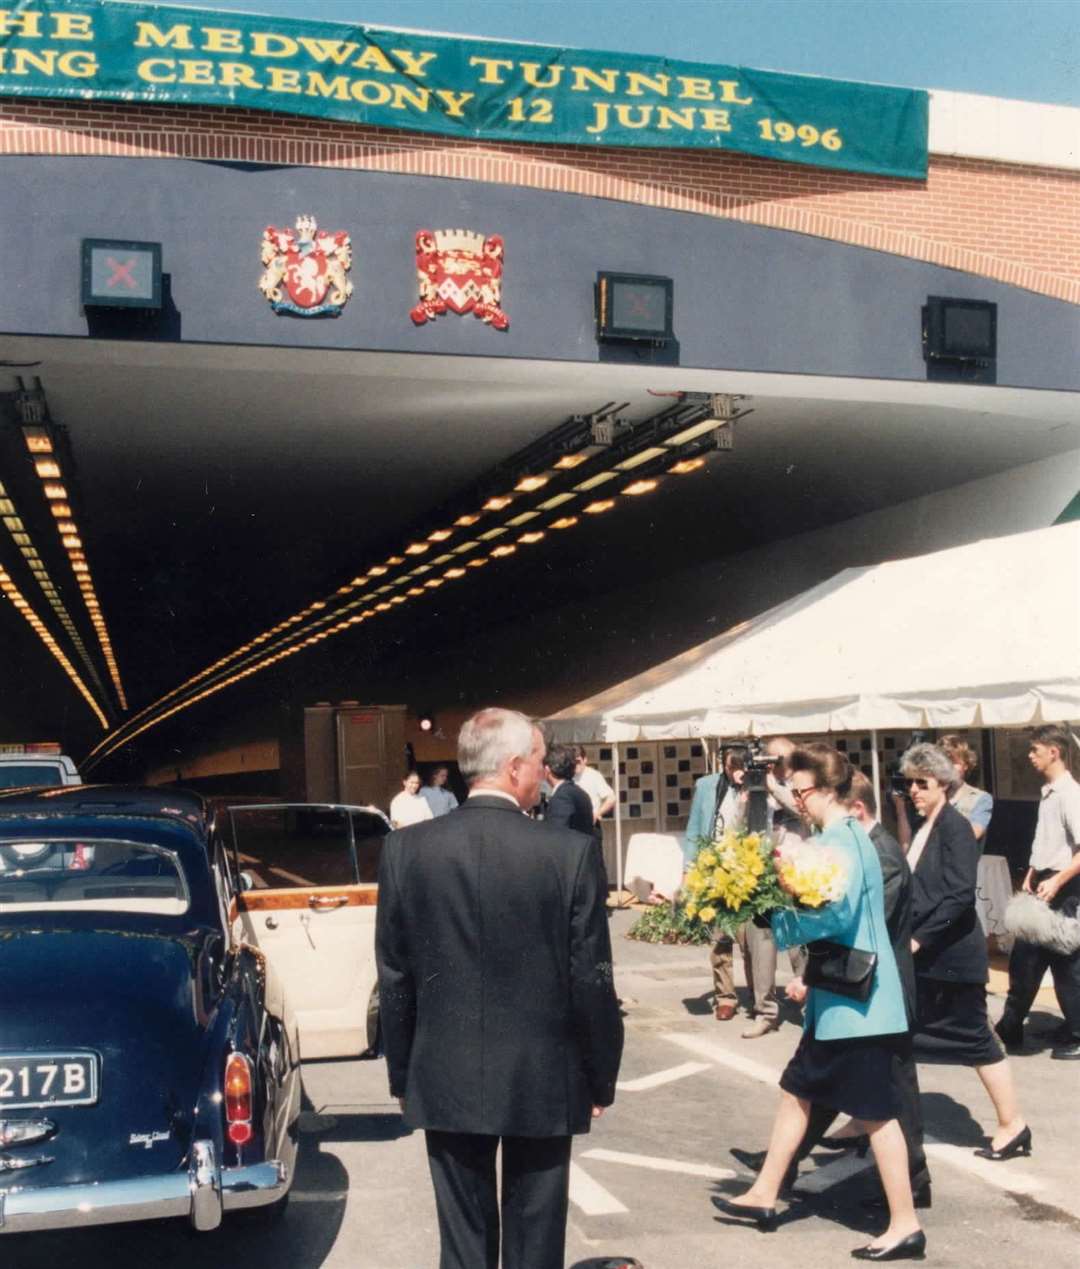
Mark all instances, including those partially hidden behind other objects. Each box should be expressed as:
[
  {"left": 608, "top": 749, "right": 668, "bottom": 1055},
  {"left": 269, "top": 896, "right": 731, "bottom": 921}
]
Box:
[
  {"left": 0, "top": 477, "right": 112, "bottom": 713},
  {"left": 84, "top": 409, "right": 719, "bottom": 769},
  {"left": 23, "top": 426, "right": 129, "bottom": 712},
  {"left": 0, "top": 564, "right": 109, "bottom": 729}
]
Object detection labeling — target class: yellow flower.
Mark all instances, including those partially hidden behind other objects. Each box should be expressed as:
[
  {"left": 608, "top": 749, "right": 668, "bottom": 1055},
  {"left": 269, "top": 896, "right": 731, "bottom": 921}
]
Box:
[{"left": 699, "top": 906, "right": 717, "bottom": 923}]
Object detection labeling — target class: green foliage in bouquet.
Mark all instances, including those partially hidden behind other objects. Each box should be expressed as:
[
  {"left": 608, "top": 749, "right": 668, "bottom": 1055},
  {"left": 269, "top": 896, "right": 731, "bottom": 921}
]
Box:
[
  {"left": 626, "top": 900, "right": 713, "bottom": 946},
  {"left": 682, "top": 828, "right": 791, "bottom": 939}
]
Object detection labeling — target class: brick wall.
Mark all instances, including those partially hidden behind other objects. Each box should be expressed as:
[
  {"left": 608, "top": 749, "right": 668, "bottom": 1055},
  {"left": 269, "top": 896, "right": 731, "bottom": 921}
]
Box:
[{"left": 3, "top": 96, "right": 1077, "bottom": 305}]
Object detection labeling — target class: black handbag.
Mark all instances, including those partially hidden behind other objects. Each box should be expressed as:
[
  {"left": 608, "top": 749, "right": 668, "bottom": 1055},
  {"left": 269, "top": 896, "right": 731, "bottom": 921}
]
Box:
[
  {"left": 802, "top": 823, "right": 879, "bottom": 1003},
  {"left": 803, "top": 940, "right": 877, "bottom": 1002}
]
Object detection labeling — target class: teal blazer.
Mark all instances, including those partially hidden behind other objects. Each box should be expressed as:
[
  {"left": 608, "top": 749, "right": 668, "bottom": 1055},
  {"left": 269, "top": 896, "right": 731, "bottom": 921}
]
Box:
[
  {"left": 681, "top": 773, "right": 721, "bottom": 868},
  {"left": 772, "top": 816, "right": 908, "bottom": 1042}
]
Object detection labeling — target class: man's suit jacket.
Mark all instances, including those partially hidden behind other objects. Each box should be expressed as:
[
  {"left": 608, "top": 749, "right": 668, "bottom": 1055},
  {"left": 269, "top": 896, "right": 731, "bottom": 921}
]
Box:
[
  {"left": 546, "top": 780, "right": 595, "bottom": 836},
  {"left": 910, "top": 801, "right": 988, "bottom": 984},
  {"left": 375, "top": 794, "right": 624, "bottom": 1137},
  {"left": 869, "top": 822, "right": 916, "bottom": 1022}
]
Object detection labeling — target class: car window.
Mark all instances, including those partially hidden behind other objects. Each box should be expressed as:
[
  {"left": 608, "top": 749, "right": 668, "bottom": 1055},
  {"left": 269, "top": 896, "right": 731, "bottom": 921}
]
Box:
[
  {"left": 0, "top": 764, "right": 64, "bottom": 789},
  {"left": 229, "top": 807, "right": 359, "bottom": 890},
  {"left": 352, "top": 810, "right": 389, "bottom": 883},
  {"left": 0, "top": 839, "right": 188, "bottom": 914}
]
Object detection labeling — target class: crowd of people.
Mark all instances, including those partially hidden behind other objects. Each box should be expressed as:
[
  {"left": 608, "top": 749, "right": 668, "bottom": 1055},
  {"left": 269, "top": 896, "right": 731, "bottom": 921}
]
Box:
[
  {"left": 700, "top": 724, "right": 1078, "bottom": 1261},
  {"left": 374, "top": 710, "right": 1078, "bottom": 1268}
]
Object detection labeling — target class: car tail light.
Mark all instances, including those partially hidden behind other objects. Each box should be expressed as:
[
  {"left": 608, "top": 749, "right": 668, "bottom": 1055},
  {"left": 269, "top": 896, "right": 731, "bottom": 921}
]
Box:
[{"left": 224, "top": 1053, "right": 253, "bottom": 1145}]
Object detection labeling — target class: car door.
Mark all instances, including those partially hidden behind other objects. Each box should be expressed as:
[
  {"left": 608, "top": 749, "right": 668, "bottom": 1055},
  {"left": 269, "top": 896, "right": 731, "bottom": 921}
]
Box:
[{"left": 223, "top": 804, "right": 386, "bottom": 1060}]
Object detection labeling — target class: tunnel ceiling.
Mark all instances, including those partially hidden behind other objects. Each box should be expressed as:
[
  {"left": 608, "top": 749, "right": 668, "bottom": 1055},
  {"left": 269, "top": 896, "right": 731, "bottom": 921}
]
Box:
[{"left": 1, "top": 332, "right": 1077, "bottom": 766}]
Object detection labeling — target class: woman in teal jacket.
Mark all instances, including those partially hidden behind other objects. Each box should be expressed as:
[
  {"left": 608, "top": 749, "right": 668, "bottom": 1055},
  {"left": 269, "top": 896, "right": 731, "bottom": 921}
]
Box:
[{"left": 713, "top": 744, "right": 925, "bottom": 1264}]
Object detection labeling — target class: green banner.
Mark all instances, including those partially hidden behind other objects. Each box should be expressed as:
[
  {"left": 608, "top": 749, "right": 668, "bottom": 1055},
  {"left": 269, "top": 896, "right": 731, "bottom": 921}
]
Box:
[{"left": 0, "top": 1, "right": 928, "bottom": 179}]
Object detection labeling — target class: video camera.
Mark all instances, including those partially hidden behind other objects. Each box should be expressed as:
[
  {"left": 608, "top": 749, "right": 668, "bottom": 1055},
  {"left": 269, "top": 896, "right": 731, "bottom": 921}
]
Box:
[
  {"left": 721, "top": 740, "right": 778, "bottom": 832},
  {"left": 889, "top": 771, "right": 911, "bottom": 800},
  {"left": 723, "top": 740, "right": 778, "bottom": 793}
]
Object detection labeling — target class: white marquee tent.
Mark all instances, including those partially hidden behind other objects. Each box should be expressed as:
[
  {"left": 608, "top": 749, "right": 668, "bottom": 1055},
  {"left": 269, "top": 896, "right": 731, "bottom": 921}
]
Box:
[{"left": 545, "top": 522, "right": 1079, "bottom": 890}]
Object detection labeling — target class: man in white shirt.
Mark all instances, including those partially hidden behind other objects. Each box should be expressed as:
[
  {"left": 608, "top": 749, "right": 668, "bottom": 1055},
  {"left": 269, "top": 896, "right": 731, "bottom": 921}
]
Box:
[
  {"left": 996, "top": 724, "right": 1080, "bottom": 1060},
  {"left": 390, "top": 771, "right": 434, "bottom": 829},
  {"left": 573, "top": 747, "right": 616, "bottom": 824},
  {"left": 419, "top": 765, "right": 459, "bottom": 818}
]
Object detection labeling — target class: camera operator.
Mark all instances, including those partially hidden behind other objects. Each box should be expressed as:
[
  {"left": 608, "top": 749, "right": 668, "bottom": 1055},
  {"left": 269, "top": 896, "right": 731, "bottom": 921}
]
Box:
[
  {"left": 683, "top": 738, "right": 805, "bottom": 1038},
  {"left": 683, "top": 747, "right": 749, "bottom": 1022}
]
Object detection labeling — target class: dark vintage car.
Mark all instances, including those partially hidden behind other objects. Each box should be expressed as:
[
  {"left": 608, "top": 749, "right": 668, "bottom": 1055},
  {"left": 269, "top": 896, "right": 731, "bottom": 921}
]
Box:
[{"left": 0, "top": 786, "right": 301, "bottom": 1235}]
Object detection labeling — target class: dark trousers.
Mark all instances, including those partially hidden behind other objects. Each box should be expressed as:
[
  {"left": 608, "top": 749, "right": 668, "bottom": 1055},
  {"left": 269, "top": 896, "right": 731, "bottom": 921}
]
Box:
[
  {"left": 1001, "top": 874, "right": 1080, "bottom": 1038},
  {"left": 425, "top": 1130, "right": 573, "bottom": 1269},
  {"left": 800, "top": 1042, "right": 928, "bottom": 1180}
]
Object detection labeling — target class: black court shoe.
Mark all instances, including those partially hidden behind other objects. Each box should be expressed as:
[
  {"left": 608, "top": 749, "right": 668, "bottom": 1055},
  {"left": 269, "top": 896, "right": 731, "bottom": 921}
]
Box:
[
  {"left": 851, "top": 1230, "right": 927, "bottom": 1261},
  {"left": 710, "top": 1194, "right": 777, "bottom": 1231},
  {"left": 974, "top": 1123, "right": 1032, "bottom": 1160}
]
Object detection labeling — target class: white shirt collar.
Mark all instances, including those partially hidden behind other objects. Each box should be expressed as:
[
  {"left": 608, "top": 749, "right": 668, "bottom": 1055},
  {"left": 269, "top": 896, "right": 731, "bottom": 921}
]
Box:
[{"left": 468, "top": 788, "right": 522, "bottom": 809}]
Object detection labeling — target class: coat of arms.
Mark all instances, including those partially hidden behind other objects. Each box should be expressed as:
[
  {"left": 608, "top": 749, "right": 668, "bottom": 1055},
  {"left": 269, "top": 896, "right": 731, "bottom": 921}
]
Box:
[
  {"left": 259, "top": 215, "right": 353, "bottom": 317},
  {"left": 410, "top": 229, "right": 508, "bottom": 330}
]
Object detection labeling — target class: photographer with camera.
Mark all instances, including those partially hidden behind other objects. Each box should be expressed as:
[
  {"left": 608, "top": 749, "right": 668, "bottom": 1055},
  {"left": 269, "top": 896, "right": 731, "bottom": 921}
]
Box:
[
  {"left": 683, "top": 738, "right": 806, "bottom": 1038},
  {"left": 683, "top": 747, "right": 749, "bottom": 1023}
]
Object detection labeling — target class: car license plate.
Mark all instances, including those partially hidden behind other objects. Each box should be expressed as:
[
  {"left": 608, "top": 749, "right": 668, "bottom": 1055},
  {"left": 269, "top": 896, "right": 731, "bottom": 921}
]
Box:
[{"left": 0, "top": 1053, "right": 99, "bottom": 1108}]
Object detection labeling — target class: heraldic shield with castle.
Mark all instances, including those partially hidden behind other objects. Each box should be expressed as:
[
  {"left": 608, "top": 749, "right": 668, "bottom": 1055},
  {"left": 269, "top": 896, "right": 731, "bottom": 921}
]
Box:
[
  {"left": 259, "top": 215, "right": 353, "bottom": 317},
  {"left": 411, "top": 229, "right": 508, "bottom": 330}
]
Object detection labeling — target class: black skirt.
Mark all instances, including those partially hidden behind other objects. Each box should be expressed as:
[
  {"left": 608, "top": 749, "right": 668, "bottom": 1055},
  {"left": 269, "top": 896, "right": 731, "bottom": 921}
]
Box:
[
  {"left": 780, "top": 1028, "right": 906, "bottom": 1122},
  {"left": 912, "top": 976, "right": 1004, "bottom": 1066}
]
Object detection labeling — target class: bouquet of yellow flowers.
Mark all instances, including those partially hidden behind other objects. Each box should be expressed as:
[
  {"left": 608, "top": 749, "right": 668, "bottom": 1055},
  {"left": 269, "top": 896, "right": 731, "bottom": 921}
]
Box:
[
  {"left": 773, "top": 837, "right": 849, "bottom": 908},
  {"left": 681, "top": 828, "right": 788, "bottom": 939}
]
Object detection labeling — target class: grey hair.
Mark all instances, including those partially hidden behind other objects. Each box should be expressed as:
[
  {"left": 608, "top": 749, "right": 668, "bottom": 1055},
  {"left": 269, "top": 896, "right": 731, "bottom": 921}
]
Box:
[
  {"left": 458, "top": 708, "right": 538, "bottom": 784},
  {"left": 900, "top": 742, "right": 957, "bottom": 790}
]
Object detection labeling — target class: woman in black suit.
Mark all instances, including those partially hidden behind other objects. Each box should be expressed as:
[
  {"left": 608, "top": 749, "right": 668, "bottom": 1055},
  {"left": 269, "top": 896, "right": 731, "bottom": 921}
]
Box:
[{"left": 901, "top": 743, "right": 1031, "bottom": 1160}]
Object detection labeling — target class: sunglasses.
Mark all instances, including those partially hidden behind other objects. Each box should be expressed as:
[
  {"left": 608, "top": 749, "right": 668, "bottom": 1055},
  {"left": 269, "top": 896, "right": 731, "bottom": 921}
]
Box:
[{"left": 906, "top": 777, "right": 932, "bottom": 791}]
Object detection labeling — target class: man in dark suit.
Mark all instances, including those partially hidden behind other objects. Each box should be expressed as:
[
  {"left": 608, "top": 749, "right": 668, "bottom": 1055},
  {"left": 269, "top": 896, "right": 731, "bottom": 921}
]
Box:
[
  {"left": 730, "top": 771, "right": 930, "bottom": 1204},
  {"left": 376, "top": 708, "right": 624, "bottom": 1269},
  {"left": 544, "top": 742, "right": 597, "bottom": 837}
]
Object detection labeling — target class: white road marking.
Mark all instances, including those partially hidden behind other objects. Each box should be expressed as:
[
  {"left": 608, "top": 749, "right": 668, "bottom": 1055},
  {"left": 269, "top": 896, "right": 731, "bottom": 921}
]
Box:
[
  {"left": 569, "top": 1161, "right": 629, "bottom": 1215},
  {"left": 924, "top": 1140, "right": 1045, "bottom": 1195},
  {"left": 617, "top": 958, "right": 713, "bottom": 974},
  {"left": 661, "top": 1030, "right": 1049, "bottom": 1197},
  {"left": 616, "top": 1061, "right": 711, "bottom": 1092},
  {"left": 621, "top": 973, "right": 715, "bottom": 986},
  {"left": 660, "top": 1030, "right": 781, "bottom": 1085},
  {"left": 582, "top": 1147, "right": 736, "bottom": 1181}
]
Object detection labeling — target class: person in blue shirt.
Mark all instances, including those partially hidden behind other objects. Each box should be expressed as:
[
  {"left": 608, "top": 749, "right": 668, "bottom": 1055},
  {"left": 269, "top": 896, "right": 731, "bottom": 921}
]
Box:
[
  {"left": 419, "top": 765, "right": 459, "bottom": 818},
  {"left": 713, "top": 744, "right": 924, "bottom": 1263},
  {"left": 682, "top": 752, "right": 746, "bottom": 1021}
]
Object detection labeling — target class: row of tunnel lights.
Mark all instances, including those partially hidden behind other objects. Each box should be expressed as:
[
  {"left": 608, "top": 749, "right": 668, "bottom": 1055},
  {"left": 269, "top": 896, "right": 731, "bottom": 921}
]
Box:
[
  {"left": 0, "top": 561, "right": 109, "bottom": 729},
  {"left": 0, "top": 475, "right": 110, "bottom": 714},
  {"left": 85, "top": 414, "right": 721, "bottom": 766},
  {"left": 21, "top": 426, "right": 128, "bottom": 713}
]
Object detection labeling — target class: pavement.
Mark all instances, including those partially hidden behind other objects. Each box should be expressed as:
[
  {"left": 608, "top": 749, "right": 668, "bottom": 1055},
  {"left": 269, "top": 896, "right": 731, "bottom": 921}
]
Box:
[{"left": 6, "top": 910, "right": 1079, "bottom": 1268}]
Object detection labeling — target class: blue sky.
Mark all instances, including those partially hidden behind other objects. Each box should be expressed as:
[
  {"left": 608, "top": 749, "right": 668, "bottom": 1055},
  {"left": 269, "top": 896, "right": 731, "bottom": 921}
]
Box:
[{"left": 171, "top": 0, "right": 1079, "bottom": 106}]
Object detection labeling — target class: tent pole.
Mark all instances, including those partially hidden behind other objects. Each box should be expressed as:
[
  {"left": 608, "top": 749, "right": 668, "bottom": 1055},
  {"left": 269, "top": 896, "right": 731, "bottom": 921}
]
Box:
[
  {"left": 612, "top": 740, "right": 624, "bottom": 898},
  {"left": 871, "top": 729, "right": 882, "bottom": 819}
]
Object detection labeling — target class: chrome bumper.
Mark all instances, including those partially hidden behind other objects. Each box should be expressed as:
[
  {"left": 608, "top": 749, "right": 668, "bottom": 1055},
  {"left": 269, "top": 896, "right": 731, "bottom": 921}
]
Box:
[{"left": 0, "top": 1140, "right": 288, "bottom": 1234}]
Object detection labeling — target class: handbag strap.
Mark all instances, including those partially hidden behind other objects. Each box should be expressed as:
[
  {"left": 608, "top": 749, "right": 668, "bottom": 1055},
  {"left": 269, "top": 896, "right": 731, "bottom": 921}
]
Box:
[{"left": 846, "top": 818, "right": 879, "bottom": 958}]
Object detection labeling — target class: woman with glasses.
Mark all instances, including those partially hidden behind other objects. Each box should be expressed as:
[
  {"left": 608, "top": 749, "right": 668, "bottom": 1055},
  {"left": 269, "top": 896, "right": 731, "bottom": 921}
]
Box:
[
  {"left": 713, "top": 744, "right": 924, "bottom": 1262},
  {"left": 893, "top": 733, "right": 993, "bottom": 850},
  {"left": 901, "top": 742, "right": 1030, "bottom": 1160}
]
